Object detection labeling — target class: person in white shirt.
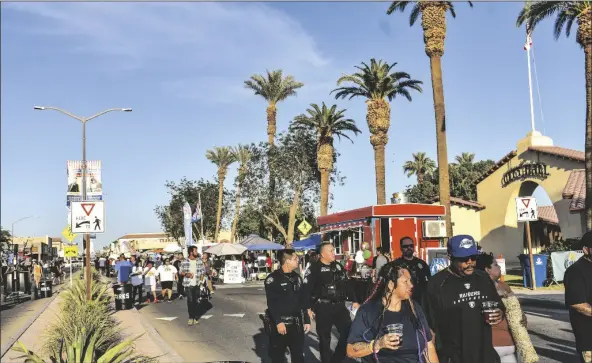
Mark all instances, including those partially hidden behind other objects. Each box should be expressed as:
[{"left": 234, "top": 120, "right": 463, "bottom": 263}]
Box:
[
  {"left": 98, "top": 256, "right": 107, "bottom": 275},
  {"left": 157, "top": 257, "right": 178, "bottom": 303},
  {"left": 129, "top": 255, "right": 144, "bottom": 305},
  {"left": 142, "top": 261, "right": 159, "bottom": 303}
]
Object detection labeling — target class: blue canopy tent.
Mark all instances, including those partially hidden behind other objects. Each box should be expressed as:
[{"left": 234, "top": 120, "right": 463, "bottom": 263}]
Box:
[
  {"left": 292, "top": 234, "right": 321, "bottom": 251},
  {"left": 240, "top": 234, "right": 285, "bottom": 251}
]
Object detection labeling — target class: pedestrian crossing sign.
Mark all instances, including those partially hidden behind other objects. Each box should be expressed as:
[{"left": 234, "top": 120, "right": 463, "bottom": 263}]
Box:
[
  {"left": 61, "top": 225, "right": 78, "bottom": 243},
  {"left": 64, "top": 245, "right": 78, "bottom": 258},
  {"left": 298, "top": 220, "right": 312, "bottom": 235}
]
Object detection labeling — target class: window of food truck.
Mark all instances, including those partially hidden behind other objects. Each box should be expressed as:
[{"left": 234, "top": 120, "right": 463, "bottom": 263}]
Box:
[
  {"left": 351, "top": 227, "right": 363, "bottom": 253},
  {"left": 328, "top": 231, "right": 343, "bottom": 255}
]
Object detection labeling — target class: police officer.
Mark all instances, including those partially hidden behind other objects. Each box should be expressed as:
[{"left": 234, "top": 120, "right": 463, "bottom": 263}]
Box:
[
  {"left": 302, "top": 242, "right": 360, "bottom": 363},
  {"left": 264, "top": 249, "right": 311, "bottom": 363}
]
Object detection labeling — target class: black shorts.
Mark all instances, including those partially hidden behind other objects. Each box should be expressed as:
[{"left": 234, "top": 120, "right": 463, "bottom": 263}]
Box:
[{"left": 161, "top": 281, "right": 173, "bottom": 290}]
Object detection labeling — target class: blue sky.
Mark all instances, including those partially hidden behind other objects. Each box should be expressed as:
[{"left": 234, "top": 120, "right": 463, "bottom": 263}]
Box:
[{"left": 0, "top": 2, "right": 584, "bottom": 250}]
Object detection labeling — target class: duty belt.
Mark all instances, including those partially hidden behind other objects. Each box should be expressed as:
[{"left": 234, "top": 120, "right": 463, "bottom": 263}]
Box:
[
  {"left": 317, "top": 298, "right": 345, "bottom": 304},
  {"left": 280, "top": 316, "right": 300, "bottom": 326}
]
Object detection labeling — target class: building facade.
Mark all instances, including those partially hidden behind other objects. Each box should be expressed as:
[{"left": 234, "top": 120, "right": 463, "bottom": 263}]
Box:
[{"left": 11, "top": 236, "right": 54, "bottom": 261}]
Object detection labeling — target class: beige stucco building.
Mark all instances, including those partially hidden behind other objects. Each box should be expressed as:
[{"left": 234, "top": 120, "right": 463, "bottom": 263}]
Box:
[
  {"left": 115, "top": 230, "right": 234, "bottom": 252},
  {"left": 11, "top": 236, "right": 54, "bottom": 261},
  {"left": 437, "top": 131, "right": 585, "bottom": 265}
]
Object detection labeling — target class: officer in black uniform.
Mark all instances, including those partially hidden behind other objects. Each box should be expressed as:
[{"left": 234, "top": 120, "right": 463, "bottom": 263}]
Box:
[
  {"left": 264, "top": 249, "right": 311, "bottom": 363},
  {"left": 302, "top": 242, "right": 360, "bottom": 363},
  {"left": 393, "top": 236, "right": 431, "bottom": 307}
]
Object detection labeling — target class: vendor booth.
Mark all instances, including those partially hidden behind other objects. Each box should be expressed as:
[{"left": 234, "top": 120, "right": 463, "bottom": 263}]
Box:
[{"left": 317, "top": 204, "right": 447, "bottom": 261}]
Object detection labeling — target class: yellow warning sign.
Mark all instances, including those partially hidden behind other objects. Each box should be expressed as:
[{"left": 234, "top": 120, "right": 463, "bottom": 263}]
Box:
[
  {"left": 298, "top": 220, "right": 312, "bottom": 235},
  {"left": 64, "top": 245, "right": 78, "bottom": 258},
  {"left": 61, "top": 225, "right": 78, "bottom": 243}
]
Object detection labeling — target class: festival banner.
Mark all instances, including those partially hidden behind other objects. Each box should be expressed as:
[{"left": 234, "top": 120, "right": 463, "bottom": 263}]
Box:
[
  {"left": 183, "top": 201, "right": 194, "bottom": 247},
  {"left": 66, "top": 160, "right": 103, "bottom": 206},
  {"left": 550, "top": 250, "right": 583, "bottom": 282}
]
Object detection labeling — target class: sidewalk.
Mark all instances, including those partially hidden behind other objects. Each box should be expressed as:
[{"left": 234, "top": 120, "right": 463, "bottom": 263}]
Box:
[{"left": 1, "top": 286, "right": 184, "bottom": 362}]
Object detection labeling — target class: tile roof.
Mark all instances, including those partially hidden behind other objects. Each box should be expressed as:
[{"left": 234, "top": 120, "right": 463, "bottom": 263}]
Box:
[
  {"left": 537, "top": 206, "right": 559, "bottom": 225},
  {"left": 562, "top": 169, "right": 585, "bottom": 212},
  {"left": 431, "top": 196, "right": 485, "bottom": 210},
  {"left": 473, "top": 150, "right": 518, "bottom": 185},
  {"left": 528, "top": 146, "right": 584, "bottom": 162}
]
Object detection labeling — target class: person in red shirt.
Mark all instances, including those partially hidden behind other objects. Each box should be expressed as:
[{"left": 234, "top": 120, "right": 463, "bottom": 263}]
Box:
[{"left": 266, "top": 253, "right": 273, "bottom": 269}]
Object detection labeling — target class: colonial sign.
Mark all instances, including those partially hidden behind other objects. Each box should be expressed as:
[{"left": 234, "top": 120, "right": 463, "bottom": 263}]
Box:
[{"left": 501, "top": 162, "right": 549, "bottom": 187}]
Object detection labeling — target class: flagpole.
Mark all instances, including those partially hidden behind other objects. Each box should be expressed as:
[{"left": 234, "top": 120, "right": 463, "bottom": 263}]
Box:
[
  {"left": 199, "top": 192, "right": 205, "bottom": 243},
  {"left": 524, "top": 6, "right": 536, "bottom": 132}
]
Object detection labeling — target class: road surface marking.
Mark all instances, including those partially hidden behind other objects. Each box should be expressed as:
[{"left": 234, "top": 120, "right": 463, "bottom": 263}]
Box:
[
  {"left": 525, "top": 311, "right": 551, "bottom": 318},
  {"left": 200, "top": 315, "right": 213, "bottom": 319},
  {"left": 155, "top": 317, "right": 178, "bottom": 321},
  {"left": 223, "top": 313, "right": 245, "bottom": 318}
]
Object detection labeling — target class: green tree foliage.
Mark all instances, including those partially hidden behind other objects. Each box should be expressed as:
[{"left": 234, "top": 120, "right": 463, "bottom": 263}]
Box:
[
  {"left": 154, "top": 178, "right": 233, "bottom": 242},
  {"left": 405, "top": 155, "right": 495, "bottom": 203}
]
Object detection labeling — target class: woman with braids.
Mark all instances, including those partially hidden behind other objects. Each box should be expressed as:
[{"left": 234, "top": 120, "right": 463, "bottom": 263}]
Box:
[{"left": 346, "top": 262, "right": 439, "bottom": 362}]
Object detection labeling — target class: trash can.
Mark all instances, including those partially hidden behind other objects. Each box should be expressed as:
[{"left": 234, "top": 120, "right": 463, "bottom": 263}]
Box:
[
  {"left": 37, "top": 279, "right": 52, "bottom": 299},
  {"left": 518, "top": 254, "right": 548, "bottom": 288},
  {"left": 113, "top": 283, "right": 133, "bottom": 310}
]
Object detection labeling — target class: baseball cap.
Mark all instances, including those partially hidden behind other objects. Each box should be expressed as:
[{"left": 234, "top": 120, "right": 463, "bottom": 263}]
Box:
[
  {"left": 447, "top": 235, "right": 478, "bottom": 258},
  {"left": 581, "top": 231, "right": 592, "bottom": 248}
]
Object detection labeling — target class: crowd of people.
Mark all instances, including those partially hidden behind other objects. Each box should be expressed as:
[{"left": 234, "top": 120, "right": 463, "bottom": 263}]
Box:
[{"left": 264, "top": 232, "right": 592, "bottom": 363}]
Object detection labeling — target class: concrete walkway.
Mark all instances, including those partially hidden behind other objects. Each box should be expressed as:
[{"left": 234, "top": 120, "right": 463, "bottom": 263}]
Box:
[{"left": 1, "top": 287, "right": 183, "bottom": 362}]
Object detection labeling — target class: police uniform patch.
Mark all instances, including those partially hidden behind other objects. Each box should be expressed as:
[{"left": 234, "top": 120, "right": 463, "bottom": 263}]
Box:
[
  {"left": 335, "top": 263, "right": 342, "bottom": 271},
  {"left": 418, "top": 263, "right": 423, "bottom": 269},
  {"left": 266, "top": 276, "right": 274, "bottom": 285}
]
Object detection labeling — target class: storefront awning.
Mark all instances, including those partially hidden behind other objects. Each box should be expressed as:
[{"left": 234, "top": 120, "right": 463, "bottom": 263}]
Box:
[{"left": 320, "top": 219, "right": 366, "bottom": 232}]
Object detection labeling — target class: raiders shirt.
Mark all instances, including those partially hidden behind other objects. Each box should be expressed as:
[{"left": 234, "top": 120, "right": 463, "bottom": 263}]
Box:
[{"left": 425, "top": 268, "right": 504, "bottom": 363}]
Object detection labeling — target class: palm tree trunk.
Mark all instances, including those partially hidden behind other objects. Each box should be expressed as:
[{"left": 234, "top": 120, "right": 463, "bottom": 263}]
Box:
[
  {"left": 230, "top": 181, "right": 242, "bottom": 243},
  {"left": 584, "top": 43, "right": 592, "bottom": 231},
  {"left": 430, "top": 55, "right": 453, "bottom": 237},
  {"left": 214, "top": 172, "right": 225, "bottom": 243},
  {"left": 266, "top": 104, "right": 277, "bottom": 146},
  {"left": 286, "top": 185, "right": 302, "bottom": 246},
  {"left": 320, "top": 169, "right": 330, "bottom": 216},
  {"left": 418, "top": 173, "right": 424, "bottom": 185},
  {"left": 372, "top": 143, "right": 387, "bottom": 205}
]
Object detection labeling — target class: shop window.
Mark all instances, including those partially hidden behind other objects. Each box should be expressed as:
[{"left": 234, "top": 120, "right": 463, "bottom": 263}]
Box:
[
  {"left": 331, "top": 232, "right": 343, "bottom": 255},
  {"left": 351, "top": 227, "right": 363, "bottom": 253}
]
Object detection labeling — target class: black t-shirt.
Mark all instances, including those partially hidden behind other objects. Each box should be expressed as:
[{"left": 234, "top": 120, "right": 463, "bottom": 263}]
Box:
[
  {"left": 347, "top": 300, "right": 432, "bottom": 363},
  {"left": 393, "top": 257, "right": 431, "bottom": 306},
  {"left": 425, "top": 269, "right": 503, "bottom": 363},
  {"left": 564, "top": 256, "right": 592, "bottom": 351}
]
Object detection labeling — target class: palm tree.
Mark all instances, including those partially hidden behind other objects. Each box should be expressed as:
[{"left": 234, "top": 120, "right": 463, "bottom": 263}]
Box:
[
  {"left": 455, "top": 152, "right": 475, "bottom": 167},
  {"left": 291, "top": 103, "right": 362, "bottom": 216},
  {"left": 387, "top": 1, "right": 472, "bottom": 237},
  {"left": 332, "top": 59, "right": 423, "bottom": 204},
  {"left": 403, "top": 152, "right": 436, "bottom": 184},
  {"left": 230, "top": 145, "right": 252, "bottom": 243},
  {"left": 206, "top": 147, "right": 237, "bottom": 243},
  {"left": 517, "top": 1, "right": 591, "bottom": 230},
  {"left": 244, "top": 70, "right": 305, "bottom": 146}
]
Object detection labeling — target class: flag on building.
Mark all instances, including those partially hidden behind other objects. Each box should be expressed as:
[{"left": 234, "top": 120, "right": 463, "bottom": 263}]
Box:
[{"left": 524, "top": 21, "right": 533, "bottom": 50}]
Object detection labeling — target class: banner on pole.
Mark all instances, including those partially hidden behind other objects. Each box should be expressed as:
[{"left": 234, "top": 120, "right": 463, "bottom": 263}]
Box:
[
  {"left": 67, "top": 160, "right": 103, "bottom": 207},
  {"left": 183, "top": 201, "right": 194, "bottom": 247},
  {"left": 550, "top": 250, "right": 583, "bottom": 282}
]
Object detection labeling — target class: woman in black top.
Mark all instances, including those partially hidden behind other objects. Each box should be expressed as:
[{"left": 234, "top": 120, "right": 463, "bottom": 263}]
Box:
[{"left": 347, "top": 262, "right": 438, "bottom": 363}]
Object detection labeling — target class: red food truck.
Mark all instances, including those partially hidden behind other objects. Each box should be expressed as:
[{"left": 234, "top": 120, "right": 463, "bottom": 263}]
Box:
[{"left": 316, "top": 203, "right": 448, "bottom": 261}]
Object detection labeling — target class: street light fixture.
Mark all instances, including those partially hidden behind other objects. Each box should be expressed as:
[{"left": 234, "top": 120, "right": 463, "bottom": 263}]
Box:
[{"left": 33, "top": 106, "right": 131, "bottom": 301}]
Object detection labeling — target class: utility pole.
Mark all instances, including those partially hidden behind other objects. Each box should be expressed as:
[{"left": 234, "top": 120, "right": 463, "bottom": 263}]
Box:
[{"left": 34, "top": 106, "right": 131, "bottom": 301}]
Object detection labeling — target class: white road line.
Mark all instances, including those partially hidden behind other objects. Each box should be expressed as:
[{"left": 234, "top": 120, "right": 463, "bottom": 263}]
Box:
[
  {"left": 155, "top": 317, "right": 178, "bottom": 321},
  {"left": 223, "top": 313, "right": 245, "bottom": 318},
  {"left": 525, "top": 311, "right": 552, "bottom": 318},
  {"left": 200, "top": 315, "right": 213, "bottom": 319}
]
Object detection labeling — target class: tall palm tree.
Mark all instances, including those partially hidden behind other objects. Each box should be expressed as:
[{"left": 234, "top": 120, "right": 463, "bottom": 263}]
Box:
[
  {"left": 387, "top": 1, "right": 473, "bottom": 237},
  {"left": 517, "top": 1, "right": 592, "bottom": 230},
  {"left": 244, "top": 70, "right": 305, "bottom": 146},
  {"left": 291, "top": 103, "right": 362, "bottom": 216},
  {"left": 332, "top": 59, "right": 423, "bottom": 204},
  {"left": 206, "top": 147, "right": 237, "bottom": 243},
  {"left": 455, "top": 152, "right": 475, "bottom": 167},
  {"left": 403, "top": 152, "right": 436, "bottom": 184},
  {"left": 230, "top": 145, "right": 252, "bottom": 243}
]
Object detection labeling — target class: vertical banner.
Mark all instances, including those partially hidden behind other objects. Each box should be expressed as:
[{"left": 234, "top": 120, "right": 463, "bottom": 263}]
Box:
[
  {"left": 66, "top": 160, "right": 103, "bottom": 207},
  {"left": 550, "top": 251, "right": 583, "bottom": 282},
  {"left": 183, "top": 201, "right": 194, "bottom": 247}
]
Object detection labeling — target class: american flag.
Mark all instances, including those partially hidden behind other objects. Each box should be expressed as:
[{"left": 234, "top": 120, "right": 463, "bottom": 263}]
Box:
[{"left": 524, "top": 21, "right": 533, "bottom": 51}]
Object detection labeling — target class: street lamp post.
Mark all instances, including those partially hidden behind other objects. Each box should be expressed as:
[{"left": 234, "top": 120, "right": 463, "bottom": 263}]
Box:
[{"left": 34, "top": 106, "right": 132, "bottom": 301}]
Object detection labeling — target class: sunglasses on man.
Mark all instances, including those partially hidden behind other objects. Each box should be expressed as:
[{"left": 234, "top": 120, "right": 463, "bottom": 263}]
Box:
[
  {"left": 454, "top": 255, "right": 478, "bottom": 263},
  {"left": 401, "top": 244, "right": 414, "bottom": 250}
]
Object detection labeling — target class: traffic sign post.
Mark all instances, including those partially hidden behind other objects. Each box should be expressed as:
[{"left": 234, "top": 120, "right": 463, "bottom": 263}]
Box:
[
  {"left": 70, "top": 201, "right": 105, "bottom": 234},
  {"left": 515, "top": 197, "right": 538, "bottom": 290}
]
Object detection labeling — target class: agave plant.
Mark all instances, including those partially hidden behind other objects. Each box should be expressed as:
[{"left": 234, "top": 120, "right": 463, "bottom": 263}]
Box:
[
  {"left": 60, "top": 277, "right": 112, "bottom": 307},
  {"left": 12, "top": 330, "right": 153, "bottom": 363}
]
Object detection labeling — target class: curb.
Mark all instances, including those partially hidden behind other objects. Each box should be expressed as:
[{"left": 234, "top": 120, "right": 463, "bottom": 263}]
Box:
[
  {"left": 131, "top": 307, "right": 185, "bottom": 362},
  {"left": 0, "top": 286, "right": 64, "bottom": 358}
]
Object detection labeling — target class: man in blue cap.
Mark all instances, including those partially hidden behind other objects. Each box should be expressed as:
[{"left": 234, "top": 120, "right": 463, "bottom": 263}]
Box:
[{"left": 425, "top": 235, "right": 505, "bottom": 363}]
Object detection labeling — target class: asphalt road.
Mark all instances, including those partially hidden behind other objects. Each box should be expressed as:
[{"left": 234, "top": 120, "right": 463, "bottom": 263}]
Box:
[{"left": 136, "top": 285, "right": 579, "bottom": 363}]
